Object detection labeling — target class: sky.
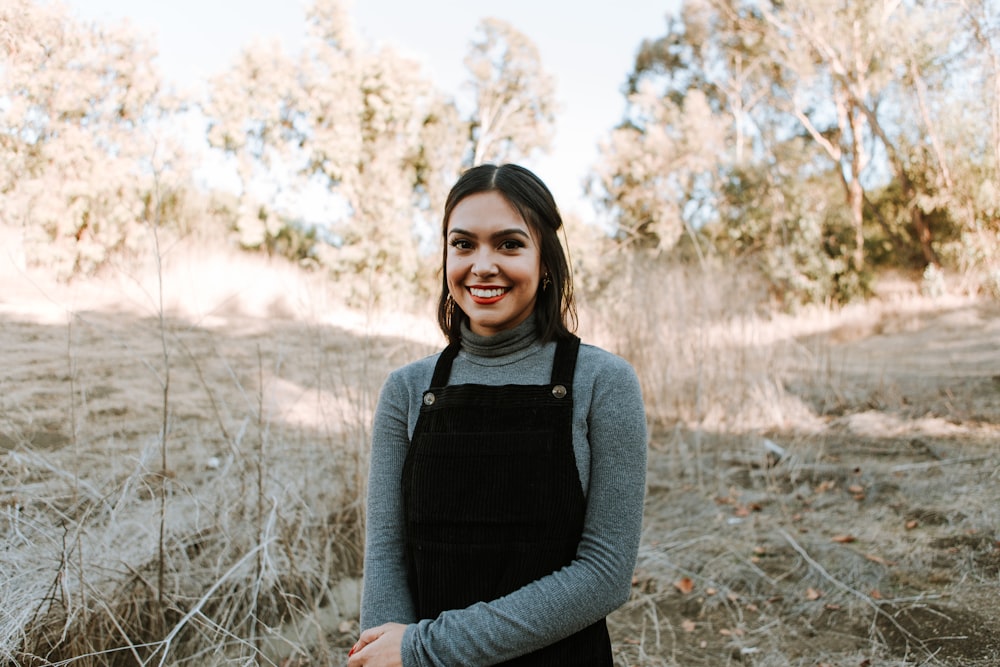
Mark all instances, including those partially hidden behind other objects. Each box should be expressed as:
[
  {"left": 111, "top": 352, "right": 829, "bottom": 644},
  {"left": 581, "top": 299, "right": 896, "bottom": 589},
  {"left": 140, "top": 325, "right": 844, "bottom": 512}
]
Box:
[{"left": 64, "top": 0, "right": 681, "bottom": 221}]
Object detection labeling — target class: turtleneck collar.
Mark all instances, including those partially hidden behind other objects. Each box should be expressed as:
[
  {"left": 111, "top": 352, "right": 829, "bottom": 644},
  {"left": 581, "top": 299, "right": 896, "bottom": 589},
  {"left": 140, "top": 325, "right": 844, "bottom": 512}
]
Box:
[{"left": 459, "top": 313, "right": 540, "bottom": 359}]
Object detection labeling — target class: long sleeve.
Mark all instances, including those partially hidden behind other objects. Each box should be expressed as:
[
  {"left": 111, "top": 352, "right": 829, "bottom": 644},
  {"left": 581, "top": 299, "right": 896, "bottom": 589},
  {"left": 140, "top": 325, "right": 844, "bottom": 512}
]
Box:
[
  {"left": 399, "top": 349, "right": 648, "bottom": 666},
  {"left": 359, "top": 368, "right": 421, "bottom": 628}
]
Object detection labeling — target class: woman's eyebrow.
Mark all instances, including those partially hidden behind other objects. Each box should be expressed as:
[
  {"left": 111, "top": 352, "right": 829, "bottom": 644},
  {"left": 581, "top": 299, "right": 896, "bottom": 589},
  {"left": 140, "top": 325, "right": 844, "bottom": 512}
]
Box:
[{"left": 448, "top": 227, "right": 531, "bottom": 240}]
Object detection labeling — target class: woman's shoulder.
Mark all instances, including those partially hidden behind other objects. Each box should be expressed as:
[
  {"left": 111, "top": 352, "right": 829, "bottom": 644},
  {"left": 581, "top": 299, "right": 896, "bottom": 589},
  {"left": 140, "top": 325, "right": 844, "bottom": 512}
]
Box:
[
  {"left": 576, "top": 340, "right": 637, "bottom": 376},
  {"left": 576, "top": 341, "right": 646, "bottom": 415},
  {"left": 384, "top": 350, "right": 441, "bottom": 390}
]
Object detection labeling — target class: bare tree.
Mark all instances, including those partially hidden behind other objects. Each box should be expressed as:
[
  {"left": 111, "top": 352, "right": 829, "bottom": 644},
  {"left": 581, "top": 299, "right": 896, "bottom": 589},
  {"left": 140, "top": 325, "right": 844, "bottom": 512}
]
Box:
[
  {"left": 465, "top": 18, "right": 557, "bottom": 166},
  {"left": 757, "top": 0, "right": 963, "bottom": 270}
]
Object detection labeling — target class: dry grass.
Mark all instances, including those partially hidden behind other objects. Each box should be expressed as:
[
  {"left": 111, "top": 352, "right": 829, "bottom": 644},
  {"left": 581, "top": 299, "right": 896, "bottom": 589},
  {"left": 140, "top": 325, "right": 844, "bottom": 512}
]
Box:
[
  {"left": 2, "top": 245, "right": 998, "bottom": 665},
  {"left": 588, "top": 259, "right": 1000, "bottom": 666}
]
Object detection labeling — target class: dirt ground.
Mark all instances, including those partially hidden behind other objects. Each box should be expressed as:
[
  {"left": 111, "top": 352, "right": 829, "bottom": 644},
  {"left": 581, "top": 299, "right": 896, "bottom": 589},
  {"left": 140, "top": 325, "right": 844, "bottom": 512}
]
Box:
[
  {"left": 611, "top": 298, "right": 1000, "bottom": 666},
  {"left": 1, "top": 262, "right": 998, "bottom": 665}
]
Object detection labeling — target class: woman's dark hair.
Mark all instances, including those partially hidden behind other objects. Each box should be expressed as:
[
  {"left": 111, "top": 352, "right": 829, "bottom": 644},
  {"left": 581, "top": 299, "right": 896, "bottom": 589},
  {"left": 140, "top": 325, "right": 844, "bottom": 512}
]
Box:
[{"left": 436, "top": 163, "right": 577, "bottom": 344}]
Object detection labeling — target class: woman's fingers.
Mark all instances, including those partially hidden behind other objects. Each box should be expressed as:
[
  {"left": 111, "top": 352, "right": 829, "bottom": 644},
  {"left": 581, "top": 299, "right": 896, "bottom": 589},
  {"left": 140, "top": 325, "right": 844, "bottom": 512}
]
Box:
[{"left": 347, "top": 623, "right": 406, "bottom": 667}]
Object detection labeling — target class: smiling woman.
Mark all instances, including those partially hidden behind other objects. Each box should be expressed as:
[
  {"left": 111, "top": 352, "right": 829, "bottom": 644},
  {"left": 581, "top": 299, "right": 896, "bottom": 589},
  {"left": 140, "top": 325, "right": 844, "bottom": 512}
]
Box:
[{"left": 350, "top": 163, "right": 648, "bottom": 667}]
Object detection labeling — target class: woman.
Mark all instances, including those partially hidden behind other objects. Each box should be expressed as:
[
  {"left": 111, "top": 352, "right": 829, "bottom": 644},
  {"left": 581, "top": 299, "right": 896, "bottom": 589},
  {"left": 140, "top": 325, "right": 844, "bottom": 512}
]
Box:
[{"left": 349, "top": 163, "right": 647, "bottom": 666}]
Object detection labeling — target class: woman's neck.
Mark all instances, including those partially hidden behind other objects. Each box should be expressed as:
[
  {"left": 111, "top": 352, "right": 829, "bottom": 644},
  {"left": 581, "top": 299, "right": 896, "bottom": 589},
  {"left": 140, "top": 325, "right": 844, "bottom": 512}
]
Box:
[{"left": 459, "top": 314, "right": 538, "bottom": 358}]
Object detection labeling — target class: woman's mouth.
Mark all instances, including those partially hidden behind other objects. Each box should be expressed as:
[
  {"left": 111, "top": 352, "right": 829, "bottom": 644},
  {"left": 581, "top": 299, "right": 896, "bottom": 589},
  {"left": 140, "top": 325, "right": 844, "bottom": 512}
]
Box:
[{"left": 468, "top": 286, "right": 509, "bottom": 304}]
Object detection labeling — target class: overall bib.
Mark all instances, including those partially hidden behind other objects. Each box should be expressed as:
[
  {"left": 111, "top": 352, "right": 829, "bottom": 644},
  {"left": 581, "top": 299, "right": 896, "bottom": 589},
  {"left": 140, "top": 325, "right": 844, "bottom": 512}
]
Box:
[{"left": 401, "top": 335, "right": 613, "bottom": 666}]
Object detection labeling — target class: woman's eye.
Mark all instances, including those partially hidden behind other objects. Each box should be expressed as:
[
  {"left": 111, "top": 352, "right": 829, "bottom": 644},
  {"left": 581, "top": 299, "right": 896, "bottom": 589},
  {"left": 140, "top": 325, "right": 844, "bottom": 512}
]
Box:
[
  {"left": 500, "top": 239, "right": 524, "bottom": 250},
  {"left": 449, "top": 239, "right": 472, "bottom": 250}
]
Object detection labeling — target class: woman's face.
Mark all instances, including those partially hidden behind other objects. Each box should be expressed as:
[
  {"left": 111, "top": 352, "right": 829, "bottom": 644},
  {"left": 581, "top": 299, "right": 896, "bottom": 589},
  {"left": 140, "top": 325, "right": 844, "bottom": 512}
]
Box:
[{"left": 446, "top": 191, "right": 543, "bottom": 337}]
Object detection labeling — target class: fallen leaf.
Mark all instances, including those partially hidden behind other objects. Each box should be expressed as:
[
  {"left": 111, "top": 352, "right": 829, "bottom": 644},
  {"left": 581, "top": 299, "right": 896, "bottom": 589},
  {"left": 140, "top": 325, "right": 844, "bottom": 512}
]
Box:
[
  {"left": 864, "top": 553, "right": 894, "bottom": 566},
  {"left": 905, "top": 519, "right": 919, "bottom": 529},
  {"left": 805, "top": 587, "right": 823, "bottom": 600},
  {"left": 870, "top": 589, "right": 883, "bottom": 600},
  {"left": 831, "top": 534, "right": 856, "bottom": 543},
  {"left": 681, "top": 619, "right": 696, "bottom": 632},
  {"left": 705, "top": 587, "right": 717, "bottom": 596},
  {"left": 848, "top": 484, "right": 864, "bottom": 494},
  {"left": 674, "top": 577, "right": 695, "bottom": 595}
]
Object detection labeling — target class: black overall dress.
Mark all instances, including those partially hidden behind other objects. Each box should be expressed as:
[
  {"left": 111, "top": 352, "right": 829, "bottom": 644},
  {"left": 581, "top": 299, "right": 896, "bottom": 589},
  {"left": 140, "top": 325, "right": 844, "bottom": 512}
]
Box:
[{"left": 401, "top": 335, "right": 613, "bottom": 666}]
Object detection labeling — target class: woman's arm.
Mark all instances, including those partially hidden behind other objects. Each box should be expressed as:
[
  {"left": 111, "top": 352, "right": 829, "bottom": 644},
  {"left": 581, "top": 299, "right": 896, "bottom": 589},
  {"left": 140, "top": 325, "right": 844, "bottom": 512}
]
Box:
[
  {"left": 400, "top": 353, "right": 648, "bottom": 667},
  {"left": 360, "top": 371, "right": 419, "bottom": 629}
]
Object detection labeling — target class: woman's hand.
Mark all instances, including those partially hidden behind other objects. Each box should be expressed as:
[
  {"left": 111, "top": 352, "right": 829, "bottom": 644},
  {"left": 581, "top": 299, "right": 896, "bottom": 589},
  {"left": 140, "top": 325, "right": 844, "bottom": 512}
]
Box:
[{"left": 347, "top": 623, "right": 406, "bottom": 667}]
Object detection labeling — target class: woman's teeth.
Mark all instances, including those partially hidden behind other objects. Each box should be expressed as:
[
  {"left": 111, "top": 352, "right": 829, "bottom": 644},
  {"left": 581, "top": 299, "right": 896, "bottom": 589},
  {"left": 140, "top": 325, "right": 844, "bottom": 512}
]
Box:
[{"left": 470, "top": 287, "right": 506, "bottom": 298}]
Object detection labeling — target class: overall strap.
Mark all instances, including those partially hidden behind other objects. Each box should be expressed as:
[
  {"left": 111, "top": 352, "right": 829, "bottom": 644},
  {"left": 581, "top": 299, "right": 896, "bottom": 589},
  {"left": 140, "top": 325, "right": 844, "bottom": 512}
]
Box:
[
  {"left": 549, "top": 335, "right": 581, "bottom": 386},
  {"left": 430, "top": 342, "right": 461, "bottom": 388}
]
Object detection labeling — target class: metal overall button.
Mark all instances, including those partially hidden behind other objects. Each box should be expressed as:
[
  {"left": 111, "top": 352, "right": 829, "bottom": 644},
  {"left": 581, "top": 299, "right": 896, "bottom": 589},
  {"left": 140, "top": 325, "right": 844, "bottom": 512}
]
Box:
[
  {"left": 551, "top": 384, "right": 567, "bottom": 399},
  {"left": 423, "top": 392, "right": 436, "bottom": 406}
]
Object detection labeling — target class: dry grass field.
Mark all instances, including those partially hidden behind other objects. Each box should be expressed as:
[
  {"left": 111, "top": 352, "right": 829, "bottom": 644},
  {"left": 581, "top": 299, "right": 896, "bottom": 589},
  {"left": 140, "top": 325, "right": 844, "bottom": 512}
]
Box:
[{"left": 1, "top": 243, "right": 998, "bottom": 666}]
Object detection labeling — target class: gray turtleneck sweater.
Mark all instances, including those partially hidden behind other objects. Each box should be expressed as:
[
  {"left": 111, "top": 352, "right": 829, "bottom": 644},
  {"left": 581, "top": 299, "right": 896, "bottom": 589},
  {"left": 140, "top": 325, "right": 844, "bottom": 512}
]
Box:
[{"left": 360, "top": 316, "right": 648, "bottom": 666}]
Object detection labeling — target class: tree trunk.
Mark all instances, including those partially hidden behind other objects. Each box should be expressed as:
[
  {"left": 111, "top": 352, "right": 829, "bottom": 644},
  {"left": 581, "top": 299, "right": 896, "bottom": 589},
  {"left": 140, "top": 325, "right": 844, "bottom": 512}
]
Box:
[{"left": 849, "top": 104, "right": 867, "bottom": 272}]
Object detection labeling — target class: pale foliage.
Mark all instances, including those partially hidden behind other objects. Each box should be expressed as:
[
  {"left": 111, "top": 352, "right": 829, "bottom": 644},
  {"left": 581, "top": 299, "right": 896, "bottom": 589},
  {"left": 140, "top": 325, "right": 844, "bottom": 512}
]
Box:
[
  {"left": 0, "top": 0, "right": 187, "bottom": 277},
  {"left": 466, "top": 17, "right": 557, "bottom": 166},
  {"left": 2, "top": 0, "right": 558, "bottom": 288},
  {"left": 203, "top": 0, "right": 447, "bottom": 292},
  {"left": 204, "top": 38, "right": 300, "bottom": 248},
  {"left": 203, "top": 2, "right": 558, "bottom": 300},
  {"left": 301, "top": 0, "right": 458, "bottom": 290},
  {"left": 591, "top": 84, "right": 726, "bottom": 252},
  {"left": 590, "top": 0, "right": 1000, "bottom": 302}
]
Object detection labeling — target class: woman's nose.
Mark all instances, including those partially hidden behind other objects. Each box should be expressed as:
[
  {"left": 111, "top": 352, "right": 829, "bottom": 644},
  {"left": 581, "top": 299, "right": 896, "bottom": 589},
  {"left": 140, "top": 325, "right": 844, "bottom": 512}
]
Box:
[{"left": 472, "top": 251, "right": 498, "bottom": 276}]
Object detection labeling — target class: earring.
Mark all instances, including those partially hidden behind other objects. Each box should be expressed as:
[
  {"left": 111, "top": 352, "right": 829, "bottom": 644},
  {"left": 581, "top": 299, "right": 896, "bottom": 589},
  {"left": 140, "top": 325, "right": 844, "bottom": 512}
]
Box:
[{"left": 542, "top": 274, "right": 551, "bottom": 291}]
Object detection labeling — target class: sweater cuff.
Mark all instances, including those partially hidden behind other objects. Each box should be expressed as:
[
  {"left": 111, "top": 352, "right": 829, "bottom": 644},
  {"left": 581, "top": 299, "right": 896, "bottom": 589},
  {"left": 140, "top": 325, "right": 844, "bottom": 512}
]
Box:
[{"left": 401, "top": 623, "right": 419, "bottom": 667}]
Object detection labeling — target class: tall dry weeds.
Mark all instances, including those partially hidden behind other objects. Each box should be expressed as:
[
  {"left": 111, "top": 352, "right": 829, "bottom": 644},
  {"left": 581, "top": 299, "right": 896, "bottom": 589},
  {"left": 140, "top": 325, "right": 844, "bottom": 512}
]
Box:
[{"left": 0, "top": 243, "right": 392, "bottom": 665}]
